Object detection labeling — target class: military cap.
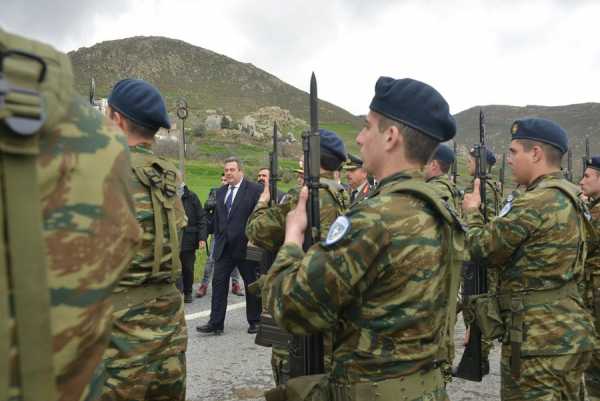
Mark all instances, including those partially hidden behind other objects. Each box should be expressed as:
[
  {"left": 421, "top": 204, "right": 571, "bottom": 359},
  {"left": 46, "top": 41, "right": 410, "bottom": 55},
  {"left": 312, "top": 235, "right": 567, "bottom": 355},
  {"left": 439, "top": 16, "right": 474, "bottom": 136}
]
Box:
[
  {"left": 588, "top": 156, "right": 600, "bottom": 172},
  {"left": 108, "top": 78, "right": 171, "bottom": 131},
  {"left": 469, "top": 146, "right": 496, "bottom": 166},
  {"left": 432, "top": 144, "right": 455, "bottom": 165},
  {"left": 369, "top": 77, "right": 456, "bottom": 142},
  {"left": 343, "top": 153, "right": 363, "bottom": 171},
  {"left": 510, "top": 118, "right": 568, "bottom": 154},
  {"left": 319, "top": 129, "right": 346, "bottom": 163}
]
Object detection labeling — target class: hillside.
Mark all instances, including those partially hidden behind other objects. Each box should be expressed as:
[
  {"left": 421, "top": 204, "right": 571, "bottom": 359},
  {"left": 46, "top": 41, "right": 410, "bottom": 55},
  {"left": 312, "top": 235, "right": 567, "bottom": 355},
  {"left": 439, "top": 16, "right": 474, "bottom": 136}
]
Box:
[
  {"left": 453, "top": 103, "right": 599, "bottom": 175},
  {"left": 68, "top": 36, "right": 360, "bottom": 127}
]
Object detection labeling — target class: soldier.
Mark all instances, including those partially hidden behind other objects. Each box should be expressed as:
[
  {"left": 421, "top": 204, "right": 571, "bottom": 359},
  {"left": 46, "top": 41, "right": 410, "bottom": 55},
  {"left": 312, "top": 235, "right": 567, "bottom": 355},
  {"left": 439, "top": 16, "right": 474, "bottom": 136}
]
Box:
[
  {"left": 262, "top": 77, "right": 463, "bottom": 400},
  {"left": 425, "top": 144, "right": 461, "bottom": 212},
  {"left": 245, "top": 129, "right": 348, "bottom": 385},
  {"left": 0, "top": 29, "right": 141, "bottom": 401},
  {"left": 101, "top": 79, "right": 188, "bottom": 401},
  {"left": 463, "top": 118, "right": 596, "bottom": 400},
  {"left": 580, "top": 155, "right": 600, "bottom": 399},
  {"left": 344, "top": 153, "right": 371, "bottom": 205}
]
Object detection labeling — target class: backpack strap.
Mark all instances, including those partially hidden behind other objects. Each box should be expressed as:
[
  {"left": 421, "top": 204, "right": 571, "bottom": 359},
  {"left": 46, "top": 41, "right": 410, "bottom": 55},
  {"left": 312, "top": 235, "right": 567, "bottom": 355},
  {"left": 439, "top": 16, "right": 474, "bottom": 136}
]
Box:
[
  {"left": 0, "top": 29, "right": 72, "bottom": 401},
  {"left": 130, "top": 151, "right": 182, "bottom": 282},
  {"left": 388, "top": 180, "right": 466, "bottom": 368}
]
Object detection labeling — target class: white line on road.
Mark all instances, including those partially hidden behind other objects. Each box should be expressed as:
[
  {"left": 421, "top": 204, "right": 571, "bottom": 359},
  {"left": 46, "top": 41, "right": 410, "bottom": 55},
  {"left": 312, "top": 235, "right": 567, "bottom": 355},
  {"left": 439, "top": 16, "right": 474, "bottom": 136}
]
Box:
[{"left": 185, "top": 301, "right": 246, "bottom": 321}]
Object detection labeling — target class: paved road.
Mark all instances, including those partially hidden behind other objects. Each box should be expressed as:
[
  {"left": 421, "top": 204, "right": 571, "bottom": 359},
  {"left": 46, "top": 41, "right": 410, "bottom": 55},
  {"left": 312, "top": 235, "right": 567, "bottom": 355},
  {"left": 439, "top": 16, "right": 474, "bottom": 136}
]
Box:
[{"left": 184, "top": 285, "right": 501, "bottom": 401}]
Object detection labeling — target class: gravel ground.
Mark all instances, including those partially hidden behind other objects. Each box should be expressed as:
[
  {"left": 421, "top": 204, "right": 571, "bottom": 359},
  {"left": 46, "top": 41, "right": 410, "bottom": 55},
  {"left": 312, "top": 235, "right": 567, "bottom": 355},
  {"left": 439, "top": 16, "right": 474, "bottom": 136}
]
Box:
[{"left": 184, "top": 285, "right": 501, "bottom": 401}]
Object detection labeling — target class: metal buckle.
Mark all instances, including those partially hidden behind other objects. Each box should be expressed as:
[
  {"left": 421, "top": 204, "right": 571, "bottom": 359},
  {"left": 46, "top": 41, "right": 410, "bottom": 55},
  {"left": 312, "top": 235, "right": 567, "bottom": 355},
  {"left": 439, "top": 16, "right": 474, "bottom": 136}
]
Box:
[{"left": 0, "top": 49, "right": 48, "bottom": 136}]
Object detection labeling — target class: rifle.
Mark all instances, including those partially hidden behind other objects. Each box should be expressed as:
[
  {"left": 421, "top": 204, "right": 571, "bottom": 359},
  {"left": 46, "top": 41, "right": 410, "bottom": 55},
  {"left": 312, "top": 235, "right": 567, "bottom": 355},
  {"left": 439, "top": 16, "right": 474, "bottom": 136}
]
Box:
[
  {"left": 499, "top": 153, "right": 506, "bottom": 198},
  {"left": 89, "top": 77, "right": 96, "bottom": 107},
  {"left": 565, "top": 149, "right": 573, "bottom": 182},
  {"left": 269, "top": 122, "right": 279, "bottom": 207},
  {"left": 451, "top": 141, "right": 458, "bottom": 184},
  {"left": 454, "top": 109, "right": 488, "bottom": 382},
  {"left": 583, "top": 137, "right": 591, "bottom": 177},
  {"left": 289, "top": 72, "right": 324, "bottom": 377}
]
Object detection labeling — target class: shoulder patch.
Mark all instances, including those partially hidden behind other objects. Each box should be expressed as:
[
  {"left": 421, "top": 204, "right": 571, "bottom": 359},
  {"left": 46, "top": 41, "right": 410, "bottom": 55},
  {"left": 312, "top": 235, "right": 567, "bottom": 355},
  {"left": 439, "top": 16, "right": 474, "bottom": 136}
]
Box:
[
  {"left": 325, "top": 215, "right": 351, "bottom": 246},
  {"left": 499, "top": 196, "right": 513, "bottom": 217}
]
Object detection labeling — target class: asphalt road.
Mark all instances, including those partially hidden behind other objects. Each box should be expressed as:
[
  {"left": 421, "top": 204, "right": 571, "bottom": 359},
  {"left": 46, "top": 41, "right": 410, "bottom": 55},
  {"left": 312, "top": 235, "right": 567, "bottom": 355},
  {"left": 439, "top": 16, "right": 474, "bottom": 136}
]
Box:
[{"left": 184, "top": 285, "right": 502, "bottom": 401}]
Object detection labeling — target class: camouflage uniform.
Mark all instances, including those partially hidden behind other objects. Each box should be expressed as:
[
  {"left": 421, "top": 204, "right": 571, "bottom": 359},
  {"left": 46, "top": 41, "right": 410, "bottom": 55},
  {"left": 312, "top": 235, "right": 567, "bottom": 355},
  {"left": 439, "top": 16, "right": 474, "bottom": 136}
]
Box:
[
  {"left": 465, "top": 172, "right": 596, "bottom": 400},
  {"left": 101, "top": 145, "right": 187, "bottom": 401},
  {"left": 246, "top": 171, "right": 347, "bottom": 385},
  {"left": 1, "top": 29, "right": 142, "bottom": 401},
  {"left": 585, "top": 197, "right": 600, "bottom": 400},
  {"left": 263, "top": 170, "right": 464, "bottom": 400},
  {"left": 427, "top": 174, "right": 461, "bottom": 213}
]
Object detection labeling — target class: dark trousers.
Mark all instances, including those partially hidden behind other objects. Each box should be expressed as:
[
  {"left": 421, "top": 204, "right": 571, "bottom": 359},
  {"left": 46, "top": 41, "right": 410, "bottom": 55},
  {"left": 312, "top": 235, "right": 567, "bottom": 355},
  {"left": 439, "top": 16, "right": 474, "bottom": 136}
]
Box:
[
  {"left": 180, "top": 250, "right": 196, "bottom": 295},
  {"left": 209, "top": 248, "right": 261, "bottom": 330}
]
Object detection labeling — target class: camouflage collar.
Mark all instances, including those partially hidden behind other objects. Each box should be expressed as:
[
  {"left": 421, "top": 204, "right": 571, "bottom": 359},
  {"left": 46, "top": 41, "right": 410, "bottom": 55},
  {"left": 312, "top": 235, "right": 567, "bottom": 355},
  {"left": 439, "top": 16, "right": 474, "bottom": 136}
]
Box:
[
  {"left": 590, "top": 197, "right": 600, "bottom": 209},
  {"left": 373, "top": 169, "right": 424, "bottom": 195},
  {"left": 526, "top": 171, "right": 565, "bottom": 191},
  {"left": 129, "top": 144, "right": 154, "bottom": 155},
  {"left": 426, "top": 174, "right": 450, "bottom": 184}
]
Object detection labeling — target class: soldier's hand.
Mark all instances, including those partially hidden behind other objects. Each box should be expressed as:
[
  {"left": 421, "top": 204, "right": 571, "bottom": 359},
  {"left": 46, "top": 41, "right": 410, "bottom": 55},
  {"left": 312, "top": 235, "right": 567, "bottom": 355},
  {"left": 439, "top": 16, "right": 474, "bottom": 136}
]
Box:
[
  {"left": 259, "top": 182, "right": 270, "bottom": 203},
  {"left": 284, "top": 186, "right": 308, "bottom": 247},
  {"left": 463, "top": 178, "right": 482, "bottom": 213}
]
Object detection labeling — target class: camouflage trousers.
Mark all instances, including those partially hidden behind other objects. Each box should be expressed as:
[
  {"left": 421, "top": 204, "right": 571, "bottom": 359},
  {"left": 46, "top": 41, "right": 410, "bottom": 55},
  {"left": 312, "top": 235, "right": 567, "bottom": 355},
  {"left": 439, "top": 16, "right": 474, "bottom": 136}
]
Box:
[
  {"left": 585, "top": 349, "right": 600, "bottom": 400},
  {"left": 101, "top": 352, "right": 186, "bottom": 401},
  {"left": 100, "top": 288, "right": 188, "bottom": 401},
  {"left": 500, "top": 348, "right": 592, "bottom": 401}
]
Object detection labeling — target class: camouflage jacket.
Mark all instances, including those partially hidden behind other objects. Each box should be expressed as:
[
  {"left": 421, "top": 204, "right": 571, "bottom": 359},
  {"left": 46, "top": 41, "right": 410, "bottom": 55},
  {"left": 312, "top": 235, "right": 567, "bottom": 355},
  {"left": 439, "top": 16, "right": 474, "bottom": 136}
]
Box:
[
  {"left": 2, "top": 28, "right": 142, "bottom": 401},
  {"left": 584, "top": 198, "right": 600, "bottom": 317},
  {"left": 263, "top": 170, "right": 461, "bottom": 383},
  {"left": 465, "top": 172, "right": 596, "bottom": 356},
  {"left": 114, "top": 145, "right": 186, "bottom": 289},
  {"left": 246, "top": 171, "right": 347, "bottom": 253},
  {"left": 427, "top": 174, "right": 461, "bottom": 214}
]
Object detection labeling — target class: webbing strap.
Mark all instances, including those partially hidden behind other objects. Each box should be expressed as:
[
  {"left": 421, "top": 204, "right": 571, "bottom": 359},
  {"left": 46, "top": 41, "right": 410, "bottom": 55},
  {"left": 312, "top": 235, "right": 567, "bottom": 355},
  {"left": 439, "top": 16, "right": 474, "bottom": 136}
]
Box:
[
  {"left": 166, "top": 207, "right": 181, "bottom": 283},
  {"left": 150, "top": 189, "right": 164, "bottom": 276},
  {"left": 0, "top": 164, "right": 8, "bottom": 401},
  {"left": 3, "top": 153, "right": 56, "bottom": 400}
]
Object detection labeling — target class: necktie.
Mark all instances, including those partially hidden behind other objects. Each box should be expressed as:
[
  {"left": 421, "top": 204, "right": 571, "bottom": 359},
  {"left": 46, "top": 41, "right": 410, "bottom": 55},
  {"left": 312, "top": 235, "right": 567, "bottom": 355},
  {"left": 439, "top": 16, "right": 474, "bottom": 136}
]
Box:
[{"left": 225, "top": 186, "right": 234, "bottom": 214}]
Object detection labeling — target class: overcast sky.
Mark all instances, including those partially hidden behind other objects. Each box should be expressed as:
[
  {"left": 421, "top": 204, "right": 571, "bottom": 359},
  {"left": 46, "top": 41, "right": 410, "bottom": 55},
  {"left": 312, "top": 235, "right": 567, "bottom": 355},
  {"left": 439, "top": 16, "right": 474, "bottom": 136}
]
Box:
[{"left": 2, "top": 0, "right": 599, "bottom": 115}]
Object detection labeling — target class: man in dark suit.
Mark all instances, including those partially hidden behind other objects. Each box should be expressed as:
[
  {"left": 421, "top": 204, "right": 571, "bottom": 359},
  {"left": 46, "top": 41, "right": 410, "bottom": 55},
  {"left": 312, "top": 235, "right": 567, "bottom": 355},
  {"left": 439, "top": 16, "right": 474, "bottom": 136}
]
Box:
[{"left": 197, "top": 156, "right": 262, "bottom": 335}]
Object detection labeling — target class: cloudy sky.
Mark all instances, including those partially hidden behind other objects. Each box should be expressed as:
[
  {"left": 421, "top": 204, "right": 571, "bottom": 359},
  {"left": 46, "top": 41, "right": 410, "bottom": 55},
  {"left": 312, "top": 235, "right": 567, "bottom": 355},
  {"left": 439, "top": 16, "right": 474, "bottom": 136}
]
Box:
[{"left": 2, "top": 0, "right": 599, "bottom": 115}]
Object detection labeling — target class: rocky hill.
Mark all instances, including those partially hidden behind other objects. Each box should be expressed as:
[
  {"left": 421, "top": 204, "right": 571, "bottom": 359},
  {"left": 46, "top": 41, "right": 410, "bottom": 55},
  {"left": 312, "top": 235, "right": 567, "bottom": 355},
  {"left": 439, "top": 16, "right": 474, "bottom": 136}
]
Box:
[
  {"left": 453, "top": 103, "right": 600, "bottom": 175},
  {"left": 68, "top": 36, "right": 360, "bottom": 128}
]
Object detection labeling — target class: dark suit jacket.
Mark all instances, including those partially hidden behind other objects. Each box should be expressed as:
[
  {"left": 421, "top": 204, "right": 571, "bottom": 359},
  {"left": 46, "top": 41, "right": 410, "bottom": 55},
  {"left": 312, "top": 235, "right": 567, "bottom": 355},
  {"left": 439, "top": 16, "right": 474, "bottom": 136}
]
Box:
[
  {"left": 211, "top": 178, "right": 262, "bottom": 261},
  {"left": 180, "top": 185, "right": 207, "bottom": 252}
]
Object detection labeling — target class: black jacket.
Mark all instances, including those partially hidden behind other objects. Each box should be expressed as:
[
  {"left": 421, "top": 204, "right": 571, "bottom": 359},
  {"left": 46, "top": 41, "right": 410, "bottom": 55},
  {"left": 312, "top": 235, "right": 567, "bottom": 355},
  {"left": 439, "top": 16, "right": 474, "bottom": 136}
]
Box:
[
  {"left": 210, "top": 178, "right": 262, "bottom": 261},
  {"left": 181, "top": 185, "right": 208, "bottom": 251}
]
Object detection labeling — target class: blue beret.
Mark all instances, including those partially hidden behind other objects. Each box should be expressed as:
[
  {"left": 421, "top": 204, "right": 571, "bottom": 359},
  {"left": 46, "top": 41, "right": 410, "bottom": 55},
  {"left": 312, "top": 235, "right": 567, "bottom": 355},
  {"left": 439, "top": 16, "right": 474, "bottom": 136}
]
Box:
[
  {"left": 469, "top": 146, "right": 496, "bottom": 166},
  {"left": 432, "top": 144, "right": 455, "bottom": 165},
  {"left": 510, "top": 118, "right": 568, "bottom": 154},
  {"left": 369, "top": 77, "right": 456, "bottom": 142},
  {"left": 589, "top": 156, "right": 600, "bottom": 172},
  {"left": 319, "top": 129, "right": 346, "bottom": 163},
  {"left": 108, "top": 79, "right": 171, "bottom": 131}
]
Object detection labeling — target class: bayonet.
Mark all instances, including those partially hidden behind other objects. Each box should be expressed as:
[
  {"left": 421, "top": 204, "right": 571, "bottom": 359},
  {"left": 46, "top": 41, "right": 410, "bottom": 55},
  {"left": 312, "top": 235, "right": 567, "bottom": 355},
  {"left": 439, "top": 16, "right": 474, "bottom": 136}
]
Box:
[
  {"left": 451, "top": 141, "right": 458, "bottom": 184},
  {"left": 583, "top": 137, "right": 591, "bottom": 177},
  {"left": 269, "top": 122, "right": 279, "bottom": 207},
  {"left": 499, "top": 153, "right": 506, "bottom": 198},
  {"left": 566, "top": 149, "right": 573, "bottom": 182},
  {"left": 89, "top": 77, "right": 96, "bottom": 107}
]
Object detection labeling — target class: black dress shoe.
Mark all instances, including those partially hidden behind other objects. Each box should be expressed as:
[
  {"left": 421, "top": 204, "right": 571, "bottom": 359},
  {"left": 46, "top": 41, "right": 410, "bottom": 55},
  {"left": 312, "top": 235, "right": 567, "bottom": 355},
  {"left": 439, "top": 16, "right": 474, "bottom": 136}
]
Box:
[
  {"left": 196, "top": 323, "right": 223, "bottom": 335},
  {"left": 247, "top": 323, "right": 258, "bottom": 334}
]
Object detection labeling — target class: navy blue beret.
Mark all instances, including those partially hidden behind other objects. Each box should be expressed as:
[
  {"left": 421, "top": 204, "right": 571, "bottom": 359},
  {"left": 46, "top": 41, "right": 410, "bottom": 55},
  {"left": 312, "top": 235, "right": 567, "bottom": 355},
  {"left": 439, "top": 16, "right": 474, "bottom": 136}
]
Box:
[
  {"left": 108, "top": 79, "right": 171, "bottom": 131},
  {"left": 510, "top": 118, "right": 568, "bottom": 154},
  {"left": 369, "top": 77, "right": 456, "bottom": 142},
  {"left": 589, "top": 156, "right": 600, "bottom": 172},
  {"left": 319, "top": 129, "right": 346, "bottom": 163},
  {"left": 469, "top": 146, "right": 496, "bottom": 166},
  {"left": 432, "top": 144, "right": 455, "bottom": 165}
]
